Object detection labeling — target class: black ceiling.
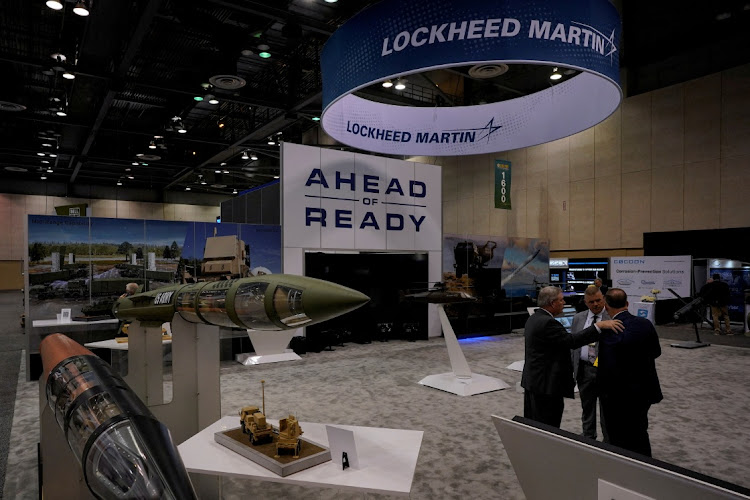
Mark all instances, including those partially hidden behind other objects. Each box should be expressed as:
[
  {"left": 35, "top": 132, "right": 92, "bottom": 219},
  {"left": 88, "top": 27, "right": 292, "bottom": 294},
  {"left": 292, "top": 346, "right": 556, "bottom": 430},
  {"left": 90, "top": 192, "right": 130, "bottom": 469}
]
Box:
[{"left": 0, "top": 0, "right": 748, "bottom": 200}]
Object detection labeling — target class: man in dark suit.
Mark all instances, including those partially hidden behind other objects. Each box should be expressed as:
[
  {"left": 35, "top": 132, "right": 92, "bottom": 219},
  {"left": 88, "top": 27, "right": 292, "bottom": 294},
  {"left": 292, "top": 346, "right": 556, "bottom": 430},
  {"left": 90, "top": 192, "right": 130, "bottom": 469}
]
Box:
[
  {"left": 598, "top": 288, "right": 663, "bottom": 457},
  {"left": 571, "top": 285, "right": 611, "bottom": 441},
  {"left": 522, "top": 286, "right": 623, "bottom": 428},
  {"left": 594, "top": 278, "right": 608, "bottom": 295}
]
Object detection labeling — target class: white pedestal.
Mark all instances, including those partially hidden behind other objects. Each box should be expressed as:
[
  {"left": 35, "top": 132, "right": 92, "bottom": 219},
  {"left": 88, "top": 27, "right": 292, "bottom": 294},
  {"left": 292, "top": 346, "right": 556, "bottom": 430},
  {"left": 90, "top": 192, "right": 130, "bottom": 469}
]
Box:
[
  {"left": 418, "top": 372, "right": 510, "bottom": 396},
  {"left": 506, "top": 360, "right": 525, "bottom": 372},
  {"left": 418, "top": 305, "right": 509, "bottom": 396},
  {"left": 236, "top": 350, "right": 301, "bottom": 365},
  {"left": 629, "top": 301, "right": 655, "bottom": 325},
  {"left": 237, "top": 330, "right": 301, "bottom": 365}
]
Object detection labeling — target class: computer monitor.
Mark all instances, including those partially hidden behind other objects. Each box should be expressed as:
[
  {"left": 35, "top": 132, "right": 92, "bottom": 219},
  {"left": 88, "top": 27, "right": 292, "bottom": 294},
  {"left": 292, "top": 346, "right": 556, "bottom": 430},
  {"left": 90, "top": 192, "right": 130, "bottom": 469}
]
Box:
[{"left": 492, "top": 415, "right": 750, "bottom": 500}]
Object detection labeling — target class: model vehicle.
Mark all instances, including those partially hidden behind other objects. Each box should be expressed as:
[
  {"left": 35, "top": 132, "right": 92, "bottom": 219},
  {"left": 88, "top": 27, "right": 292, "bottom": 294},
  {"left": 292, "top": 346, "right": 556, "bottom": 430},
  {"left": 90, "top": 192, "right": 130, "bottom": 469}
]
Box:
[
  {"left": 274, "top": 415, "right": 303, "bottom": 458},
  {"left": 239, "top": 380, "right": 273, "bottom": 445},
  {"left": 239, "top": 406, "right": 274, "bottom": 445}
]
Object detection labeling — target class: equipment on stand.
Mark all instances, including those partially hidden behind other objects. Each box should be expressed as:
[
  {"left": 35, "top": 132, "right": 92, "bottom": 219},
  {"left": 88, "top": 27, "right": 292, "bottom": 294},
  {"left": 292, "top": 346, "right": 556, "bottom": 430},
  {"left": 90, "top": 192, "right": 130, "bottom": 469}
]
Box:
[{"left": 669, "top": 288, "right": 710, "bottom": 349}]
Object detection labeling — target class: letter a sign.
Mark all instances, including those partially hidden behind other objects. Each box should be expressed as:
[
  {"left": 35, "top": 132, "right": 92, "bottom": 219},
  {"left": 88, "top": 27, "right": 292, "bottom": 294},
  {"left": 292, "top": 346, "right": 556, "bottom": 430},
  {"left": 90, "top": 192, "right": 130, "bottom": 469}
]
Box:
[{"left": 495, "top": 160, "right": 512, "bottom": 210}]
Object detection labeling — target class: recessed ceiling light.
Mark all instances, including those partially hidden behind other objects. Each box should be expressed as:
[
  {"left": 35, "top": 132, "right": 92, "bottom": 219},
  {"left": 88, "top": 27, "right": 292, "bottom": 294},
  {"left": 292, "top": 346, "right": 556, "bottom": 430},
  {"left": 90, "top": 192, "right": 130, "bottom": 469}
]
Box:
[
  {"left": 136, "top": 153, "right": 143, "bottom": 157},
  {"left": 42, "top": 160, "right": 50, "bottom": 164},
  {"left": 178, "top": 128, "right": 187, "bottom": 134},
  {"left": 125, "top": 168, "right": 131, "bottom": 172},
  {"left": 56, "top": 110, "right": 67, "bottom": 116},
  {"left": 222, "top": 170, "right": 229, "bottom": 174},
  {"left": 185, "top": 187, "right": 191, "bottom": 191},
  {"left": 128, "top": 175, "right": 134, "bottom": 180},
  {"left": 41, "top": 176, "right": 48, "bottom": 180},
  {"left": 42, "top": 143, "right": 52, "bottom": 147},
  {"left": 273, "top": 175, "right": 279, "bottom": 179},
  {"left": 37, "top": 152, "right": 45, "bottom": 156},
  {"left": 47, "top": 168, "right": 54, "bottom": 173},
  {"left": 132, "top": 162, "right": 139, "bottom": 166},
  {"left": 49, "top": 154, "right": 57, "bottom": 158},
  {"left": 215, "top": 169, "right": 221, "bottom": 173}
]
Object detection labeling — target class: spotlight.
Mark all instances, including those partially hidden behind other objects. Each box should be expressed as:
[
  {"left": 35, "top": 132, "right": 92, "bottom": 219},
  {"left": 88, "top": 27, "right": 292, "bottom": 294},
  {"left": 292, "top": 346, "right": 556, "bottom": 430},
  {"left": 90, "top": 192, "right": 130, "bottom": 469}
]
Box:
[
  {"left": 116, "top": 181, "right": 122, "bottom": 186},
  {"left": 49, "top": 154, "right": 57, "bottom": 158},
  {"left": 222, "top": 170, "right": 229, "bottom": 174},
  {"left": 56, "top": 109, "right": 67, "bottom": 117},
  {"left": 127, "top": 175, "right": 134, "bottom": 180},
  {"left": 241, "top": 49, "right": 253, "bottom": 57},
  {"left": 259, "top": 51, "right": 271, "bottom": 59},
  {"left": 232, "top": 188, "right": 238, "bottom": 194},
  {"left": 193, "top": 96, "right": 204, "bottom": 102},
  {"left": 241, "top": 151, "right": 249, "bottom": 160},
  {"left": 42, "top": 143, "right": 52, "bottom": 147},
  {"left": 185, "top": 187, "right": 191, "bottom": 191},
  {"left": 394, "top": 79, "right": 406, "bottom": 90},
  {"left": 267, "top": 138, "right": 276, "bottom": 145},
  {"left": 62, "top": 70, "right": 75, "bottom": 80},
  {"left": 324, "top": 0, "right": 338, "bottom": 3},
  {"left": 46, "top": 0, "right": 63, "bottom": 10},
  {"left": 218, "top": 122, "right": 225, "bottom": 128},
  {"left": 220, "top": 162, "right": 227, "bottom": 166},
  {"left": 207, "top": 95, "right": 219, "bottom": 105},
  {"left": 250, "top": 154, "right": 258, "bottom": 161},
  {"left": 41, "top": 176, "right": 48, "bottom": 180},
  {"left": 125, "top": 168, "right": 130, "bottom": 172},
  {"left": 73, "top": 0, "right": 90, "bottom": 16},
  {"left": 215, "top": 169, "right": 221, "bottom": 173},
  {"left": 273, "top": 175, "right": 279, "bottom": 179},
  {"left": 550, "top": 67, "right": 562, "bottom": 80},
  {"left": 177, "top": 127, "right": 187, "bottom": 134},
  {"left": 136, "top": 153, "right": 144, "bottom": 157},
  {"left": 149, "top": 141, "right": 156, "bottom": 149},
  {"left": 47, "top": 168, "right": 54, "bottom": 173},
  {"left": 382, "top": 80, "right": 393, "bottom": 88},
  {"left": 42, "top": 160, "right": 50, "bottom": 164},
  {"left": 312, "top": 116, "right": 321, "bottom": 122},
  {"left": 200, "top": 180, "right": 207, "bottom": 185},
  {"left": 37, "top": 152, "right": 45, "bottom": 157}
]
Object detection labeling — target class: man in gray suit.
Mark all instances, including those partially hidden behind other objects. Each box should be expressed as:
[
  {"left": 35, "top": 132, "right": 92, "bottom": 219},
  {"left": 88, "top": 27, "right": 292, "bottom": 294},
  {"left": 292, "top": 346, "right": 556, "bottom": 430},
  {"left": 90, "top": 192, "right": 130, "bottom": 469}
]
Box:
[{"left": 571, "top": 285, "right": 610, "bottom": 441}]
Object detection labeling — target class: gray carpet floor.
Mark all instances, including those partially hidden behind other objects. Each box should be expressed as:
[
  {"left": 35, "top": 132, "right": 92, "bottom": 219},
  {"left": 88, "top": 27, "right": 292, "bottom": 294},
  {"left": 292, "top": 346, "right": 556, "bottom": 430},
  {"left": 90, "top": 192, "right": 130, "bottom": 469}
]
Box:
[{"left": 1, "top": 289, "right": 749, "bottom": 498}]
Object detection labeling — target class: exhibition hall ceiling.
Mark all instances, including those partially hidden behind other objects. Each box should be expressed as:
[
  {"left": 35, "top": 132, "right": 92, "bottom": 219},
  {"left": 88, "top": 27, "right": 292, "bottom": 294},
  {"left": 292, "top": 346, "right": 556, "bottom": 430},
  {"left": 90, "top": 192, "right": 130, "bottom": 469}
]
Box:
[{"left": 0, "top": 0, "right": 748, "bottom": 198}]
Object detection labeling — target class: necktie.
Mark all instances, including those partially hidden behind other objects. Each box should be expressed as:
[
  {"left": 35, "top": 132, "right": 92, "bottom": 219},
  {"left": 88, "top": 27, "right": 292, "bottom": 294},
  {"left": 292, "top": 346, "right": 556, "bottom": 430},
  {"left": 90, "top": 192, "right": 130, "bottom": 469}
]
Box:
[{"left": 588, "top": 315, "right": 598, "bottom": 363}]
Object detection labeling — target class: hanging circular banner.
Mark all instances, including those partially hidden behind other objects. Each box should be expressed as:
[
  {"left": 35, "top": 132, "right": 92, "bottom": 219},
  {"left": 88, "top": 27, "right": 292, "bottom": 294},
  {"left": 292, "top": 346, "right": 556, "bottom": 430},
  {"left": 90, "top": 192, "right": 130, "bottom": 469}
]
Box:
[{"left": 321, "top": 0, "right": 621, "bottom": 156}]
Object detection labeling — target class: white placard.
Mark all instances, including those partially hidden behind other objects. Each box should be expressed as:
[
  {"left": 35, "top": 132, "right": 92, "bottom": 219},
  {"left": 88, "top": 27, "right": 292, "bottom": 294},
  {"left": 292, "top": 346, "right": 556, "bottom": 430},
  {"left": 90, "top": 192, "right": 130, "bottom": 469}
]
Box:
[
  {"left": 60, "top": 308, "right": 72, "bottom": 323},
  {"left": 610, "top": 256, "right": 691, "bottom": 300},
  {"left": 326, "top": 425, "right": 360, "bottom": 470}
]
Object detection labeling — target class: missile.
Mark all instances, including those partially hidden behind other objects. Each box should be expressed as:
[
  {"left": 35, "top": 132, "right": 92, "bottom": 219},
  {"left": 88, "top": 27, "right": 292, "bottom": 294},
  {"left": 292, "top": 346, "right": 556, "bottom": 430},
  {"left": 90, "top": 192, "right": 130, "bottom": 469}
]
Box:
[
  {"left": 113, "top": 274, "right": 370, "bottom": 329},
  {"left": 41, "top": 333, "right": 197, "bottom": 500}
]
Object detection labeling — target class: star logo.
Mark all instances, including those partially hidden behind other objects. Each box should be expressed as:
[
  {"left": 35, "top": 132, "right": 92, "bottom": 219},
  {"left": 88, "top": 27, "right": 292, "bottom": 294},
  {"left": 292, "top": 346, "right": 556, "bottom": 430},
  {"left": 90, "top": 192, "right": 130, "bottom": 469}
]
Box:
[
  {"left": 446, "top": 117, "right": 503, "bottom": 143},
  {"left": 571, "top": 21, "right": 619, "bottom": 64}
]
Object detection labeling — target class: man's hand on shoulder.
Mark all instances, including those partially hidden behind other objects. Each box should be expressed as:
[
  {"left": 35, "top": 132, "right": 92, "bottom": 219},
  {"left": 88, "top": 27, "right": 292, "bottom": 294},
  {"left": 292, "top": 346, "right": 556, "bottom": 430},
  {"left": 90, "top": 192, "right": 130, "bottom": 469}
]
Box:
[{"left": 597, "top": 319, "right": 624, "bottom": 332}]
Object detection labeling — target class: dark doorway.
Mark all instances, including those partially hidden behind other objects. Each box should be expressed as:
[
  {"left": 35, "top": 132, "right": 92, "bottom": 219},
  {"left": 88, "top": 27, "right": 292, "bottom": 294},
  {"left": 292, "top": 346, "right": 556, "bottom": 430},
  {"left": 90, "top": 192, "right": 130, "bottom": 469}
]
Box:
[{"left": 304, "top": 252, "right": 428, "bottom": 345}]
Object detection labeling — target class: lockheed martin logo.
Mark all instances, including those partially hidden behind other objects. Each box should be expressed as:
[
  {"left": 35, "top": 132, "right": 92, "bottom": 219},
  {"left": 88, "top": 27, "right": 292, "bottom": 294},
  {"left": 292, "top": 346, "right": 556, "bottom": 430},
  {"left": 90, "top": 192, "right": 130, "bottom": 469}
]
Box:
[
  {"left": 571, "top": 21, "right": 618, "bottom": 64},
  {"left": 445, "top": 118, "right": 503, "bottom": 143}
]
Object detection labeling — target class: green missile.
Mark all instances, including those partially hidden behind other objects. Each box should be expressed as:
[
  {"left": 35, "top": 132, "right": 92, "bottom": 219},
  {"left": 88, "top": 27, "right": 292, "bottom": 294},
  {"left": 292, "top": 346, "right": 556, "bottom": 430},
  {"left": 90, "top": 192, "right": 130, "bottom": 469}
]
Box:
[{"left": 113, "top": 274, "right": 370, "bottom": 330}]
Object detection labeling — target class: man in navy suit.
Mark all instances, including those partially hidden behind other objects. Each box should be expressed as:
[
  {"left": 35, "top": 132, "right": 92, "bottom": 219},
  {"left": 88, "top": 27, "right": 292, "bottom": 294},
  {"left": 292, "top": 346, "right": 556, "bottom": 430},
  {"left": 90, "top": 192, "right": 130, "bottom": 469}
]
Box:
[
  {"left": 522, "top": 286, "right": 623, "bottom": 428},
  {"left": 598, "top": 288, "right": 663, "bottom": 457}
]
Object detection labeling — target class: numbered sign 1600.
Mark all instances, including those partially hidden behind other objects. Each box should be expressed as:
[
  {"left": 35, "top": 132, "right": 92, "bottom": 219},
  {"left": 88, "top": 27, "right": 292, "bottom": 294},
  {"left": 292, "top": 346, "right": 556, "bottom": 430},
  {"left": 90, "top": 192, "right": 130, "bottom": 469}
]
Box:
[{"left": 494, "top": 160, "right": 512, "bottom": 210}]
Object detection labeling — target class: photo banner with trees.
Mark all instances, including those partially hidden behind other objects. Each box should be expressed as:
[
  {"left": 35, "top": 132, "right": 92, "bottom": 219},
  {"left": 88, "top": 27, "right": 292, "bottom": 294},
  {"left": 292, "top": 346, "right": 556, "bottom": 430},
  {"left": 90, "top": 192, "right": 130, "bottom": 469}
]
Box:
[{"left": 26, "top": 215, "right": 281, "bottom": 321}]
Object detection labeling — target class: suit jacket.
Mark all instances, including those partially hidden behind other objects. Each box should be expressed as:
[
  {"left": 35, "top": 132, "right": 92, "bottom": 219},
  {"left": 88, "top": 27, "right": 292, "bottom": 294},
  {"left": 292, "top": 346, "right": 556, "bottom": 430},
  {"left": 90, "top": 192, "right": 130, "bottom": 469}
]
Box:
[
  {"left": 598, "top": 311, "right": 663, "bottom": 404},
  {"left": 521, "top": 309, "right": 601, "bottom": 398},
  {"left": 571, "top": 309, "right": 611, "bottom": 380}
]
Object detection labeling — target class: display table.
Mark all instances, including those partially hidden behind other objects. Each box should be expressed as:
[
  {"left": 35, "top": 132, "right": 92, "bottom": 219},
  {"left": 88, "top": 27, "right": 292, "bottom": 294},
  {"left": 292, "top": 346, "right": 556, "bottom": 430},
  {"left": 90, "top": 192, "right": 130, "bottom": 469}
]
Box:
[
  {"left": 84, "top": 337, "right": 172, "bottom": 375},
  {"left": 32, "top": 318, "right": 119, "bottom": 329},
  {"left": 178, "top": 416, "right": 423, "bottom": 497}
]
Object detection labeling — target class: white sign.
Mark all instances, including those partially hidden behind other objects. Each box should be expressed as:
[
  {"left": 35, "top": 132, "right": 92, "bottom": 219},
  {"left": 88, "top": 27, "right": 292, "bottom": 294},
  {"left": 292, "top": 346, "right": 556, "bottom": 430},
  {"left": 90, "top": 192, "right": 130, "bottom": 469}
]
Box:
[
  {"left": 282, "top": 143, "right": 441, "bottom": 251},
  {"left": 610, "top": 256, "right": 691, "bottom": 300},
  {"left": 60, "top": 308, "right": 72, "bottom": 323},
  {"left": 550, "top": 258, "right": 568, "bottom": 268},
  {"left": 326, "top": 425, "right": 360, "bottom": 470}
]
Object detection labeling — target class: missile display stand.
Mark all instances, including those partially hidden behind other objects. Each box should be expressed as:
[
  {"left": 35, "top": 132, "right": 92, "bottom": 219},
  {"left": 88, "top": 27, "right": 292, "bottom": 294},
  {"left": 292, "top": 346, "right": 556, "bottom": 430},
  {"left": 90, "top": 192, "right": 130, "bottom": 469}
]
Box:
[
  {"left": 236, "top": 330, "right": 302, "bottom": 365},
  {"left": 418, "top": 305, "right": 510, "bottom": 396}
]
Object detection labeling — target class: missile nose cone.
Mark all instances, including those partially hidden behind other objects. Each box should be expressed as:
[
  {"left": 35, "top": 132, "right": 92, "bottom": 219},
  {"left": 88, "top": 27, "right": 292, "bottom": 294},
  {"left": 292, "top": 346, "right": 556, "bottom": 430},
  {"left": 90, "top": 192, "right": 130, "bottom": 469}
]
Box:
[{"left": 300, "top": 278, "right": 370, "bottom": 326}]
